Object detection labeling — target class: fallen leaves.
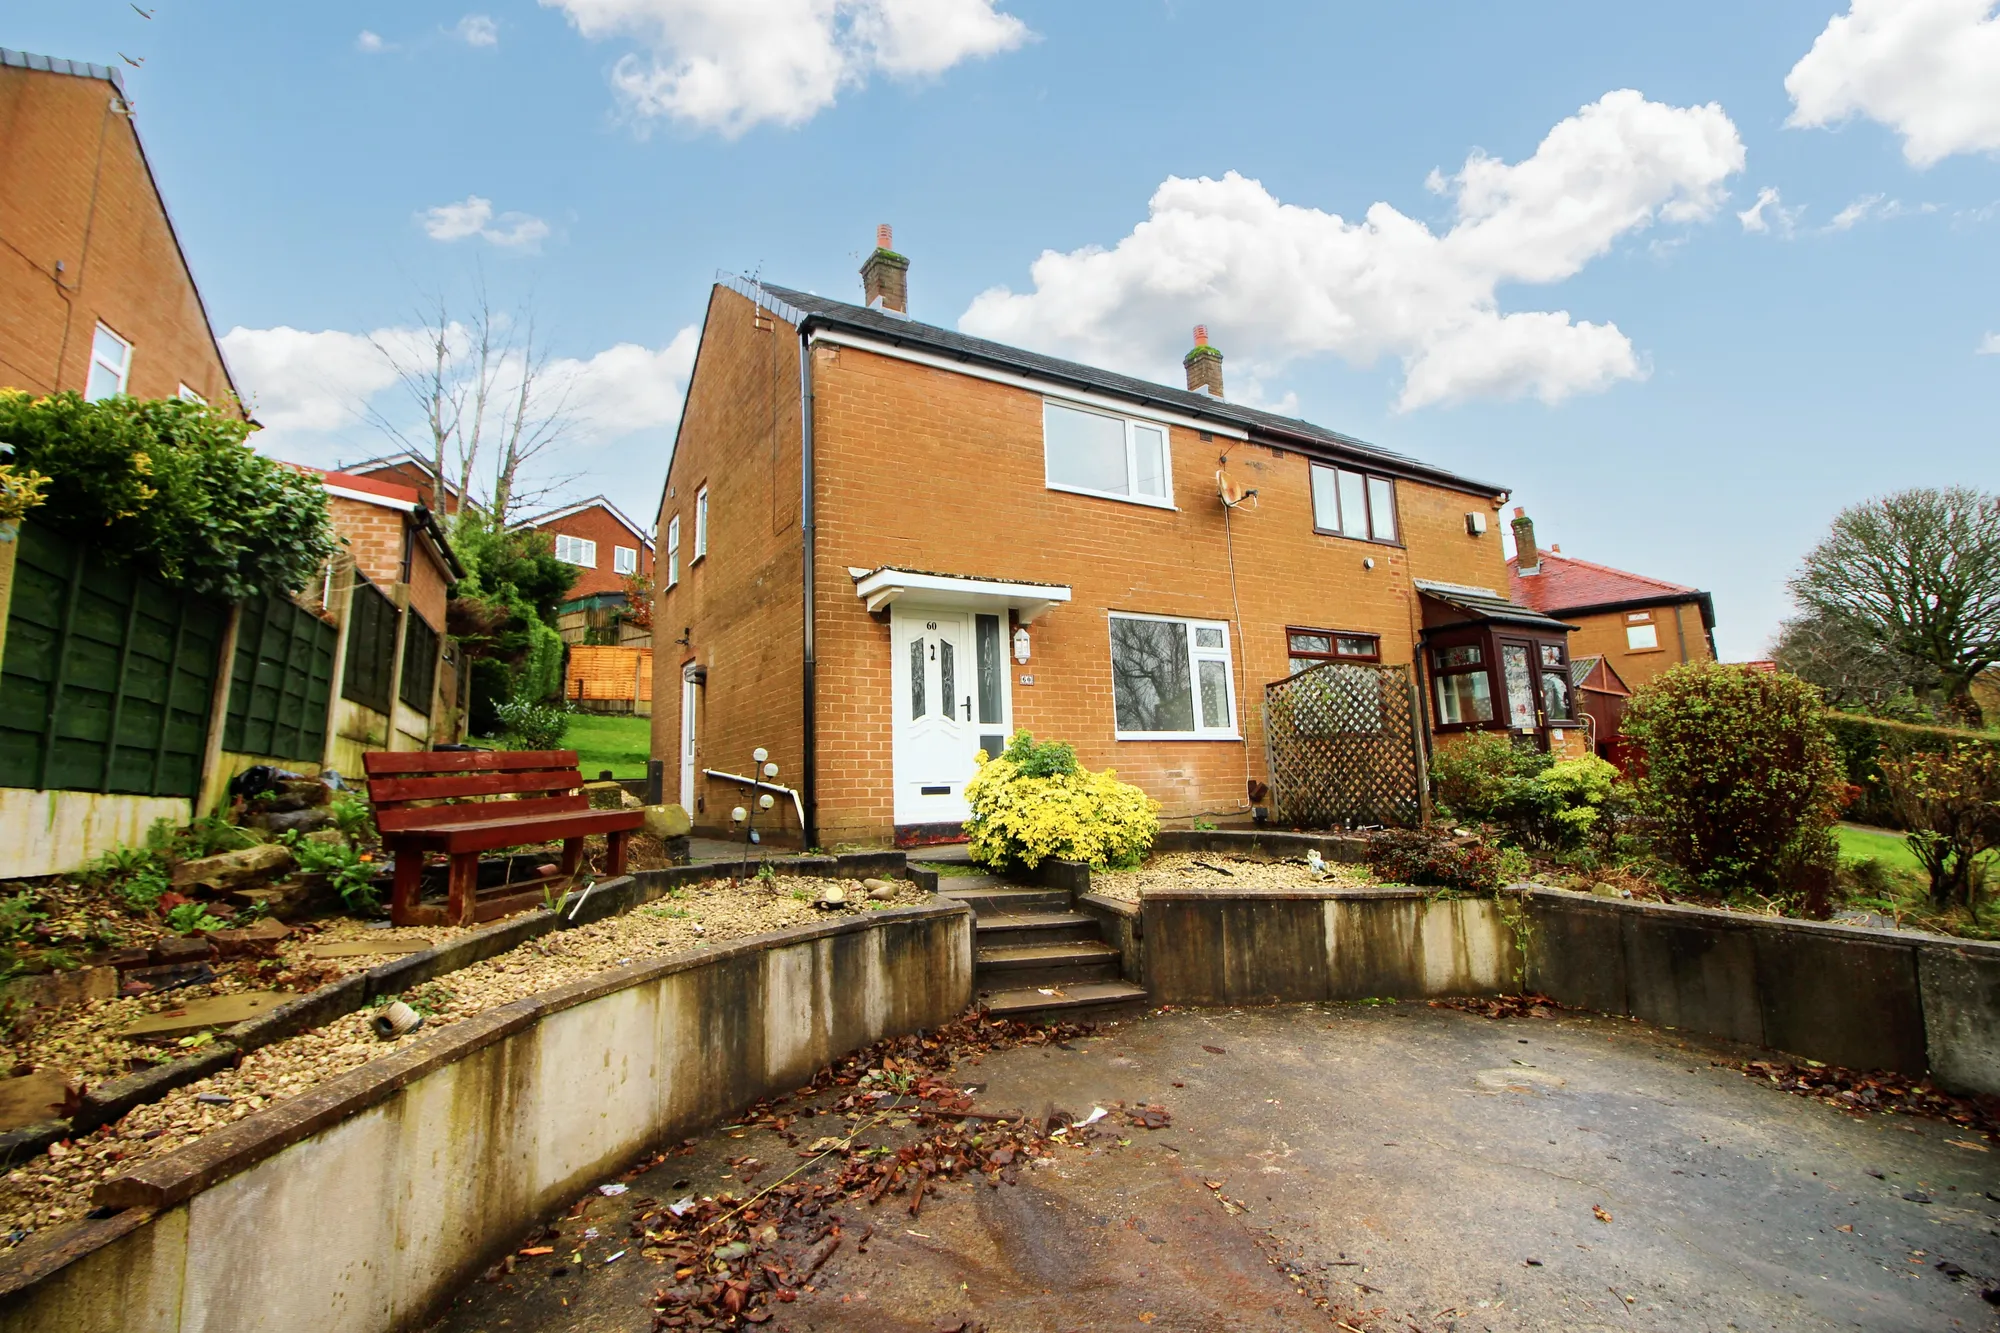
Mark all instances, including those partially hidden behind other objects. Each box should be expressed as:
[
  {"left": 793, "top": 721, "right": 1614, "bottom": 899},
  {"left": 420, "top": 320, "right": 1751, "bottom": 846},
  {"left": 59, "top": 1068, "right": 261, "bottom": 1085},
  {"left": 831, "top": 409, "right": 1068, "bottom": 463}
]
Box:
[
  {"left": 1592, "top": 1205, "right": 1613, "bottom": 1224},
  {"left": 1202, "top": 1045, "right": 1227, "bottom": 1055},
  {"left": 1729, "top": 1058, "right": 2000, "bottom": 1139},
  {"left": 1430, "top": 994, "right": 1561, "bottom": 1020}
]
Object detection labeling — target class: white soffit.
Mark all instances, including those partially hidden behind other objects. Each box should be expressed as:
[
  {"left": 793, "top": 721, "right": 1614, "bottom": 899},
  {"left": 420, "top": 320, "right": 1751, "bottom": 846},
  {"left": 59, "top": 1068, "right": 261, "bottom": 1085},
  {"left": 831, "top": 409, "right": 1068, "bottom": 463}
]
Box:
[{"left": 852, "top": 567, "right": 1072, "bottom": 623}]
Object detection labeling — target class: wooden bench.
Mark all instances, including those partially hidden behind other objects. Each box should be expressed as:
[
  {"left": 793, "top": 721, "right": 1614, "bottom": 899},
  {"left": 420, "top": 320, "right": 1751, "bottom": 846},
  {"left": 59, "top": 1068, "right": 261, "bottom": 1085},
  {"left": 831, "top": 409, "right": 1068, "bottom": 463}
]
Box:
[{"left": 363, "top": 750, "right": 644, "bottom": 927}]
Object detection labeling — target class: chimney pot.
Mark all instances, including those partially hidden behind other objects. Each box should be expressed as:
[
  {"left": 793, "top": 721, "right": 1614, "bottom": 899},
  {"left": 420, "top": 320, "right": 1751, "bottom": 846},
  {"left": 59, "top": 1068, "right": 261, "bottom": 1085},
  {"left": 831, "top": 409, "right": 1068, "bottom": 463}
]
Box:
[
  {"left": 1183, "top": 325, "right": 1225, "bottom": 398},
  {"left": 860, "top": 225, "right": 910, "bottom": 314}
]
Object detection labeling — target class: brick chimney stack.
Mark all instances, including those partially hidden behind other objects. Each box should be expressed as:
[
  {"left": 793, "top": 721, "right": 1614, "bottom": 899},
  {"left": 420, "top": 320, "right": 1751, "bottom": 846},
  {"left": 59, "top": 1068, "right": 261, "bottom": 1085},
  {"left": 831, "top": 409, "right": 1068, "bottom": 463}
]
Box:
[
  {"left": 1512, "top": 506, "right": 1540, "bottom": 574},
  {"left": 860, "top": 224, "right": 909, "bottom": 314},
  {"left": 1183, "top": 325, "right": 1224, "bottom": 398}
]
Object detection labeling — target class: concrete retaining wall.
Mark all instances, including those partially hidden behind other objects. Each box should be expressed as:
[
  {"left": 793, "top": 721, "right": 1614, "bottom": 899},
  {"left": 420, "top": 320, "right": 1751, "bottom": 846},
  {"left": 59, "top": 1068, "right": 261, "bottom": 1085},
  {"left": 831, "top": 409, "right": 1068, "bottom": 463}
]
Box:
[
  {"left": 0, "top": 902, "right": 973, "bottom": 1333},
  {"left": 1142, "top": 889, "right": 1520, "bottom": 1006},
  {"left": 0, "top": 789, "right": 193, "bottom": 880},
  {"left": 1524, "top": 889, "right": 2000, "bottom": 1095}
]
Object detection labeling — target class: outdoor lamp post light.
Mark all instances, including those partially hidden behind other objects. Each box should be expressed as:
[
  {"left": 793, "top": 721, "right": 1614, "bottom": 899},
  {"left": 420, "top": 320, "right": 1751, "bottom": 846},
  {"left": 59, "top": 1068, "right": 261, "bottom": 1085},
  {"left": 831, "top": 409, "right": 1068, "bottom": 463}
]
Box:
[
  {"left": 730, "top": 806, "right": 748, "bottom": 824},
  {"left": 763, "top": 761, "right": 779, "bottom": 779},
  {"left": 1012, "top": 626, "right": 1030, "bottom": 663}
]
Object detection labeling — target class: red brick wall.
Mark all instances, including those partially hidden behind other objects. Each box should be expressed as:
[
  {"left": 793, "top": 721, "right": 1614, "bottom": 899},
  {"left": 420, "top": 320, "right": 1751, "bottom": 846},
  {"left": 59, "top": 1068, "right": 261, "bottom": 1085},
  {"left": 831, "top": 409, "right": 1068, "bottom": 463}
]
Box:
[
  {"left": 655, "top": 285, "right": 1517, "bottom": 847},
  {"left": 0, "top": 64, "right": 235, "bottom": 406},
  {"left": 651, "top": 288, "right": 806, "bottom": 838},
  {"left": 534, "top": 505, "right": 653, "bottom": 600}
]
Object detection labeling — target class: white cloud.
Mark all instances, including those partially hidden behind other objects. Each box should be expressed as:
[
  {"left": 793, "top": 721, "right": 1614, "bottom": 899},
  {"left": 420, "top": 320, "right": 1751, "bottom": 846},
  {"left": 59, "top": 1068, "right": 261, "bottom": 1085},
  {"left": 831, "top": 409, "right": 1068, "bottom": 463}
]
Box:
[
  {"left": 457, "top": 14, "right": 500, "bottom": 47},
  {"left": 540, "top": 0, "right": 1028, "bottom": 136},
  {"left": 1786, "top": 0, "right": 2000, "bottom": 167},
  {"left": 219, "top": 323, "right": 699, "bottom": 498},
  {"left": 1738, "top": 186, "right": 1802, "bottom": 236},
  {"left": 1979, "top": 331, "right": 2000, "bottom": 354},
  {"left": 1825, "top": 193, "right": 1936, "bottom": 230},
  {"left": 960, "top": 90, "right": 1744, "bottom": 412},
  {"left": 356, "top": 30, "right": 388, "bottom": 53},
  {"left": 418, "top": 196, "right": 552, "bottom": 250}
]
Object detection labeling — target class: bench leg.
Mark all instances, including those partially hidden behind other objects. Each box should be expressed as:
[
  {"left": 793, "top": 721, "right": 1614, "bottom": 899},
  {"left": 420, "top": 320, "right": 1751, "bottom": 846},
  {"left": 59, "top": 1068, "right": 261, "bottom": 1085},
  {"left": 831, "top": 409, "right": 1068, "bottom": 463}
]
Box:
[
  {"left": 391, "top": 849, "right": 424, "bottom": 927},
  {"left": 606, "top": 829, "right": 630, "bottom": 877},
  {"left": 559, "top": 837, "right": 584, "bottom": 879},
  {"left": 447, "top": 853, "right": 479, "bottom": 928}
]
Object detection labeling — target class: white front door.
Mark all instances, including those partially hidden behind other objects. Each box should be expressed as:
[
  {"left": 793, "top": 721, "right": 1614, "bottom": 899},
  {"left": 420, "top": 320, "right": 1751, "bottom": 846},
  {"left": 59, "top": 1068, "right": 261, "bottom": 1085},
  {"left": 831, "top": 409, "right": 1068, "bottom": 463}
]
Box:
[
  {"left": 679, "top": 670, "right": 698, "bottom": 810},
  {"left": 891, "top": 605, "right": 1012, "bottom": 826}
]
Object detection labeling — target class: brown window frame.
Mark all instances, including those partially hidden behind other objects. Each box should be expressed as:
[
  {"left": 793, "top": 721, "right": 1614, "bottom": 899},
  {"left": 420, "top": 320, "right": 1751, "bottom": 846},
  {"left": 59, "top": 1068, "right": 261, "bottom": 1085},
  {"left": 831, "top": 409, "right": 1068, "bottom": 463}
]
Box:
[
  {"left": 1308, "top": 462, "right": 1402, "bottom": 546},
  {"left": 1285, "top": 626, "right": 1382, "bottom": 677},
  {"left": 1425, "top": 626, "right": 1578, "bottom": 735}
]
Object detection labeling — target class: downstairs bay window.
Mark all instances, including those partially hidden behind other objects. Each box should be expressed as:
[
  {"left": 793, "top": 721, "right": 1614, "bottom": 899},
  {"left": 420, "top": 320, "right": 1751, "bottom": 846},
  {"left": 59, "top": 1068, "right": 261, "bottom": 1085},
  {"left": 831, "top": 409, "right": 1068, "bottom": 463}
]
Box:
[{"left": 1108, "top": 612, "right": 1237, "bottom": 739}]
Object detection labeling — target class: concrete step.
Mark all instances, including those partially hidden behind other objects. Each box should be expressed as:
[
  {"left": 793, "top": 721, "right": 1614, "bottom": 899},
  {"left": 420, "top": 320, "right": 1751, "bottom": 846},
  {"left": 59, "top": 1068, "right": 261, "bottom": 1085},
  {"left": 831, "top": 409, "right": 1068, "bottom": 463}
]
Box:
[
  {"left": 973, "top": 911, "right": 1100, "bottom": 949},
  {"left": 976, "top": 940, "right": 1123, "bottom": 988},
  {"left": 942, "top": 885, "right": 1071, "bottom": 917},
  {"left": 929, "top": 873, "right": 1007, "bottom": 892},
  {"left": 981, "top": 980, "right": 1149, "bottom": 1019}
]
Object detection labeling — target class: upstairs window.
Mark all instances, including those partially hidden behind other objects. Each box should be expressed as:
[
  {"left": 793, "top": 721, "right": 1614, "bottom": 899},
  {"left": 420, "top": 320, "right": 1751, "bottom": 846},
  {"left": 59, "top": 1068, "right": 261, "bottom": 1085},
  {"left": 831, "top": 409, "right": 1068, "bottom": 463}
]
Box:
[
  {"left": 1109, "top": 612, "right": 1236, "bottom": 739},
  {"left": 1625, "top": 613, "right": 1659, "bottom": 651},
  {"left": 1044, "top": 401, "right": 1171, "bottom": 507},
  {"left": 176, "top": 383, "right": 206, "bottom": 404},
  {"left": 554, "top": 534, "right": 597, "bottom": 568},
  {"left": 614, "top": 545, "right": 638, "bottom": 576},
  {"left": 694, "top": 486, "right": 709, "bottom": 559},
  {"left": 1309, "top": 463, "right": 1398, "bottom": 543},
  {"left": 1286, "top": 628, "right": 1381, "bottom": 676},
  {"left": 86, "top": 324, "right": 131, "bottom": 401},
  {"left": 665, "top": 516, "right": 680, "bottom": 588}
]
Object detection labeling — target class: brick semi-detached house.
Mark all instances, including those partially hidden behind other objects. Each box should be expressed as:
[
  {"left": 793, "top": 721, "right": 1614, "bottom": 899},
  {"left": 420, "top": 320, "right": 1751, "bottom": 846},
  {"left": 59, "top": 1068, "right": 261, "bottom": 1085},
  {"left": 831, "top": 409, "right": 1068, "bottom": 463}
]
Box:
[{"left": 657, "top": 234, "right": 1586, "bottom": 848}]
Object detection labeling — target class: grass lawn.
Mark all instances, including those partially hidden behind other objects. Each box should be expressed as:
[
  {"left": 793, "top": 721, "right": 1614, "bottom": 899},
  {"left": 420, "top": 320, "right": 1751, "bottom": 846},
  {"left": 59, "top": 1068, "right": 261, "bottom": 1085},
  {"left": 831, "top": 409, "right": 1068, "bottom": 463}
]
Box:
[
  {"left": 564, "top": 713, "right": 654, "bottom": 780},
  {"left": 1834, "top": 822, "right": 1926, "bottom": 876}
]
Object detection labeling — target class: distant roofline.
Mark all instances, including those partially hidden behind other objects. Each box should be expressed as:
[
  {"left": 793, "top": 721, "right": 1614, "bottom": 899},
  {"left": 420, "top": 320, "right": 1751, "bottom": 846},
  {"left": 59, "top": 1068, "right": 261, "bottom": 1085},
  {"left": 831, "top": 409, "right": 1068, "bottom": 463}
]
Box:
[
  {"left": 718, "top": 272, "right": 1510, "bottom": 501},
  {"left": 516, "top": 495, "right": 655, "bottom": 548}
]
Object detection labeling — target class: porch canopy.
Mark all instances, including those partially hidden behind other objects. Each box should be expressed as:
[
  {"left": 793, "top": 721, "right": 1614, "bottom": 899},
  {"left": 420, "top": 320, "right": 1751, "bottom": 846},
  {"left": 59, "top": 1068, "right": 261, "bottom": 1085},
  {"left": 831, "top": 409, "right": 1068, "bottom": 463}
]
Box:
[
  {"left": 850, "top": 566, "right": 1072, "bottom": 622},
  {"left": 1414, "top": 579, "right": 1575, "bottom": 634}
]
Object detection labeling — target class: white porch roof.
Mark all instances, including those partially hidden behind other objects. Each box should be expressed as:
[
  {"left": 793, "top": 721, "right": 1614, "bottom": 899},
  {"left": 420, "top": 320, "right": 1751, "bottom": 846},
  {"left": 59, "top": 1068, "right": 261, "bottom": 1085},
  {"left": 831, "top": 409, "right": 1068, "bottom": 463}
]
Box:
[{"left": 850, "top": 566, "right": 1072, "bottom": 622}]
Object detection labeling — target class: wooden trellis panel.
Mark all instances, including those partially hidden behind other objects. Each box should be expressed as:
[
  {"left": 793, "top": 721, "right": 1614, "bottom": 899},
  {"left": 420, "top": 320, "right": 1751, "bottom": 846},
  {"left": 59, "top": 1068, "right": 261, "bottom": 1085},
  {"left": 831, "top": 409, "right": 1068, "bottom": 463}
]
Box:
[{"left": 1263, "top": 661, "right": 1427, "bottom": 829}]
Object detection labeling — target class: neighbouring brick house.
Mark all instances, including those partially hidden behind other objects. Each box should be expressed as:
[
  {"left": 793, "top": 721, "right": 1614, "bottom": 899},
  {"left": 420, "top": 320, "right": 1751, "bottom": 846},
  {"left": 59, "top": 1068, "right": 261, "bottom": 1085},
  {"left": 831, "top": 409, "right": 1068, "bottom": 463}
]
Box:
[
  {"left": 520, "top": 497, "right": 655, "bottom": 648},
  {"left": 1505, "top": 508, "right": 1717, "bottom": 692},
  {"left": 342, "top": 452, "right": 472, "bottom": 519},
  {"left": 0, "top": 49, "right": 238, "bottom": 407},
  {"left": 655, "top": 231, "right": 1584, "bottom": 848}
]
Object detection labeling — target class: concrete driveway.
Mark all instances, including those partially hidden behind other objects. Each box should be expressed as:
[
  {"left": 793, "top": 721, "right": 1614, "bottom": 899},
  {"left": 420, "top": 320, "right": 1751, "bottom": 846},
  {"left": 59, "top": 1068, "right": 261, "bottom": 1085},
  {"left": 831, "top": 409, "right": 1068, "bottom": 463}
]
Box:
[{"left": 429, "top": 1003, "right": 2000, "bottom": 1332}]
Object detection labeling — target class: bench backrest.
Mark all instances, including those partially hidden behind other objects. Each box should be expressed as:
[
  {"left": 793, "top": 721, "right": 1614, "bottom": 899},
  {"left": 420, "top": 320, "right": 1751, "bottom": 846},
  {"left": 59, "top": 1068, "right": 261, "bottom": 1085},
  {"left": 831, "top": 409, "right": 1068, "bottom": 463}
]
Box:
[{"left": 362, "top": 750, "right": 590, "bottom": 831}]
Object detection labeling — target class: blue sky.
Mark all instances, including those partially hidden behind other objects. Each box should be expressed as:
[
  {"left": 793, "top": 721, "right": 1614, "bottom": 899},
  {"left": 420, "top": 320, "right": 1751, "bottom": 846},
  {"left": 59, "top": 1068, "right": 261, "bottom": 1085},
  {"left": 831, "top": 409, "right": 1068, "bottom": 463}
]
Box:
[{"left": 11, "top": 0, "right": 1999, "bottom": 659}]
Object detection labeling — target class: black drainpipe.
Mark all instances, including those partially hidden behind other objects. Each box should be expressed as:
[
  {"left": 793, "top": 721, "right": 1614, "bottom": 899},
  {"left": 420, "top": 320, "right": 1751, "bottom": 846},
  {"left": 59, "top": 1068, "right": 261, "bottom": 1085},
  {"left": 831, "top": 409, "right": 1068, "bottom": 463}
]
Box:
[{"left": 798, "top": 320, "right": 819, "bottom": 850}]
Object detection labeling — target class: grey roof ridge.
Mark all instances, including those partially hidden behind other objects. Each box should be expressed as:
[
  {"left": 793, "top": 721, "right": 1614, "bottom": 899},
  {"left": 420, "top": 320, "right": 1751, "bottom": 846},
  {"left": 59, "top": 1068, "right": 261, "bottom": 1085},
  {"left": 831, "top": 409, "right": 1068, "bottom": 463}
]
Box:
[
  {"left": 0, "top": 47, "right": 125, "bottom": 92},
  {"left": 721, "top": 272, "right": 1506, "bottom": 498}
]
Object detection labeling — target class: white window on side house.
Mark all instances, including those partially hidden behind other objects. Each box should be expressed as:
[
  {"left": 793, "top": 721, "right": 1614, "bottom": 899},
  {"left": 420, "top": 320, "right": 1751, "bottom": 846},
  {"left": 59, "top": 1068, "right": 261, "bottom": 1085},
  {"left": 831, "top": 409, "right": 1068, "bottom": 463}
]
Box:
[
  {"left": 177, "top": 383, "right": 206, "bottom": 404},
  {"left": 665, "top": 516, "right": 680, "bottom": 588},
  {"left": 694, "top": 486, "right": 708, "bottom": 559},
  {"left": 554, "top": 534, "right": 598, "bottom": 568},
  {"left": 1043, "top": 401, "right": 1171, "bottom": 508},
  {"left": 1626, "top": 623, "right": 1659, "bottom": 651},
  {"left": 1309, "top": 462, "right": 1398, "bottom": 542},
  {"left": 1108, "top": 612, "right": 1237, "bottom": 739},
  {"left": 614, "top": 545, "right": 638, "bottom": 576},
  {"left": 86, "top": 324, "right": 132, "bottom": 401}
]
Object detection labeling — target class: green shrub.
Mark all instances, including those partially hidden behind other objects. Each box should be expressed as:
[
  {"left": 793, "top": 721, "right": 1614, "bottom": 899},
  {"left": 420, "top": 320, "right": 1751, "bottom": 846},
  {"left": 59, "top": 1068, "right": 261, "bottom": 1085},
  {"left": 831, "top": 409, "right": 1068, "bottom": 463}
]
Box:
[
  {"left": 1622, "top": 663, "right": 1844, "bottom": 896},
  {"left": 164, "top": 902, "right": 226, "bottom": 935},
  {"left": 283, "top": 831, "right": 383, "bottom": 915},
  {"left": 120, "top": 865, "right": 172, "bottom": 913},
  {"left": 329, "top": 792, "right": 377, "bottom": 843},
  {"left": 1878, "top": 741, "right": 2000, "bottom": 912},
  {"left": 964, "top": 732, "right": 1159, "bottom": 870},
  {"left": 1825, "top": 712, "right": 1991, "bottom": 829},
  {"left": 0, "top": 390, "right": 337, "bottom": 599},
  {"left": 496, "top": 698, "right": 574, "bottom": 750},
  {"left": 1430, "top": 734, "right": 1623, "bottom": 851},
  {"left": 0, "top": 892, "right": 45, "bottom": 943},
  {"left": 1364, "top": 826, "right": 1499, "bottom": 892}
]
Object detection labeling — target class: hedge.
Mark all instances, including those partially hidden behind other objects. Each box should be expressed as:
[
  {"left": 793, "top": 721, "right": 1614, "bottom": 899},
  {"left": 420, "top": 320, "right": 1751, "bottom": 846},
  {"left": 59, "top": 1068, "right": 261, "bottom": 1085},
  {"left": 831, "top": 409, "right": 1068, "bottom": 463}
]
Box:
[{"left": 1827, "top": 713, "right": 1999, "bottom": 829}]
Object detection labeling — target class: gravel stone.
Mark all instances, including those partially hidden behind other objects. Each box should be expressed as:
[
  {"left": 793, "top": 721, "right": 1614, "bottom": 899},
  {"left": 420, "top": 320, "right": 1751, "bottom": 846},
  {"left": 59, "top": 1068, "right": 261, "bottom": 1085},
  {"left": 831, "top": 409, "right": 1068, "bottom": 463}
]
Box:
[{"left": 1091, "top": 850, "right": 1377, "bottom": 903}]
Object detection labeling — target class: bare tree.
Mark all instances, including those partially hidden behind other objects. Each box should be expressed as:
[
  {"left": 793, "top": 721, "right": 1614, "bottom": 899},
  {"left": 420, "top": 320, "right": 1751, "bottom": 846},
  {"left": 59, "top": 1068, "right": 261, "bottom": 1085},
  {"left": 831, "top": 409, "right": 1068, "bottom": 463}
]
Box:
[
  {"left": 364, "top": 286, "right": 581, "bottom": 534},
  {"left": 1788, "top": 487, "right": 2000, "bottom": 726},
  {"left": 1771, "top": 607, "right": 1926, "bottom": 714}
]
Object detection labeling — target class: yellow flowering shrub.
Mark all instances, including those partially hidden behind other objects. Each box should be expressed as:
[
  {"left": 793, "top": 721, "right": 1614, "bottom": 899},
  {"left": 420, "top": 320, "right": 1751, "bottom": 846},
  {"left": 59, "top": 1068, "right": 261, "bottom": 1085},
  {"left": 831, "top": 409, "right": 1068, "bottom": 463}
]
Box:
[{"left": 963, "top": 732, "right": 1160, "bottom": 870}]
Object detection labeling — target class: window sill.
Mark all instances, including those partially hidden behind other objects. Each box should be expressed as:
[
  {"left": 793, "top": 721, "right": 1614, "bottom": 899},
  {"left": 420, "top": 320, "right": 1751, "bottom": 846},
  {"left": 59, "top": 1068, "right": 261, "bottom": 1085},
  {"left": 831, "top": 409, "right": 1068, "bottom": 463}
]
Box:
[
  {"left": 1114, "top": 731, "right": 1242, "bottom": 743},
  {"left": 1047, "top": 482, "right": 1176, "bottom": 512},
  {"left": 1311, "top": 528, "right": 1405, "bottom": 549},
  {"left": 1622, "top": 647, "right": 1664, "bottom": 655}
]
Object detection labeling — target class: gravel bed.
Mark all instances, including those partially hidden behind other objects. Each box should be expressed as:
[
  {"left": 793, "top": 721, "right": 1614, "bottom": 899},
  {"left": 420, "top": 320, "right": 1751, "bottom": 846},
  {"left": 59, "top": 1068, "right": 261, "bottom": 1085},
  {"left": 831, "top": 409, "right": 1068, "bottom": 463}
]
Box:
[
  {"left": 0, "top": 876, "right": 926, "bottom": 1245},
  {"left": 4, "top": 922, "right": 471, "bottom": 1087},
  {"left": 1091, "top": 850, "right": 1377, "bottom": 902}
]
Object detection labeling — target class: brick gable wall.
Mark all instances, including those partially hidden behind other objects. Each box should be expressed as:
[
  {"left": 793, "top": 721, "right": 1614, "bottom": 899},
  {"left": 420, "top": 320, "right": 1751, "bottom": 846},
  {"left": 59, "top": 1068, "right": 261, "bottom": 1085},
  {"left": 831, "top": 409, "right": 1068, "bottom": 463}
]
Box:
[
  {"left": 0, "top": 65, "right": 234, "bottom": 405},
  {"left": 1564, "top": 602, "right": 1713, "bottom": 689},
  {"left": 534, "top": 505, "right": 652, "bottom": 601}
]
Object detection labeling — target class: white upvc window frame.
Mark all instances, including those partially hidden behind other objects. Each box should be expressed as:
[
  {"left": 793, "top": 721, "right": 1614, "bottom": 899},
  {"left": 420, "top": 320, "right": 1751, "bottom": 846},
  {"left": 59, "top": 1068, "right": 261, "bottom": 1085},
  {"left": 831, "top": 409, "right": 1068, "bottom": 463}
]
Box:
[
  {"left": 613, "top": 545, "right": 638, "bottom": 576},
  {"left": 176, "top": 383, "right": 206, "bottom": 404},
  {"left": 1042, "top": 399, "right": 1176, "bottom": 511},
  {"left": 85, "top": 323, "right": 132, "bottom": 401},
  {"left": 1107, "top": 610, "right": 1239, "bottom": 742},
  {"left": 665, "top": 516, "right": 680, "bottom": 589},
  {"left": 693, "top": 486, "right": 708, "bottom": 560},
  {"left": 554, "top": 534, "right": 598, "bottom": 568}
]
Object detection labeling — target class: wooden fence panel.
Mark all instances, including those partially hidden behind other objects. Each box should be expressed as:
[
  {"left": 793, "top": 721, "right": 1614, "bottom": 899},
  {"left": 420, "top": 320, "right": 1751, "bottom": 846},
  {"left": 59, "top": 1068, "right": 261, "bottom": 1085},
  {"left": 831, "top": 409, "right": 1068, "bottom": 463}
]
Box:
[
  {"left": 224, "top": 591, "right": 337, "bottom": 763},
  {"left": 0, "top": 522, "right": 224, "bottom": 797}
]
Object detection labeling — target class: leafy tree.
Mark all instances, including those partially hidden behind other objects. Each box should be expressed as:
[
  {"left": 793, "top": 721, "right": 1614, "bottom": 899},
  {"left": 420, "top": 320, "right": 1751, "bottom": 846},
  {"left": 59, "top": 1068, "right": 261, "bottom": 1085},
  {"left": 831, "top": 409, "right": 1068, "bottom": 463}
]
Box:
[
  {"left": 1621, "top": 663, "right": 1844, "bottom": 897},
  {"left": 1788, "top": 488, "right": 2000, "bottom": 726},
  {"left": 445, "top": 518, "right": 576, "bottom": 731},
  {"left": 0, "top": 391, "right": 336, "bottom": 599},
  {"left": 1880, "top": 742, "right": 2000, "bottom": 913}
]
